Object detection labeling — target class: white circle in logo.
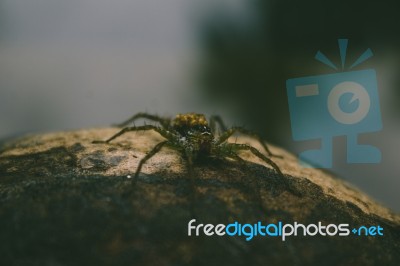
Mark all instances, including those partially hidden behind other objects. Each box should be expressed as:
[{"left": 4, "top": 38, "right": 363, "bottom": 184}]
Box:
[{"left": 327, "top": 81, "right": 370, "bottom": 125}]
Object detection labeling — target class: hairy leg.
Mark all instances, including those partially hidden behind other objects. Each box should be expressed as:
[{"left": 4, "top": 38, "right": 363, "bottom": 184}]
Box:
[
  {"left": 92, "top": 125, "right": 175, "bottom": 144},
  {"left": 184, "top": 150, "right": 198, "bottom": 218},
  {"left": 217, "top": 127, "right": 282, "bottom": 158},
  {"left": 227, "top": 153, "right": 269, "bottom": 213},
  {"left": 209, "top": 115, "right": 228, "bottom": 135},
  {"left": 227, "top": 153, "right": 246, "bottom": 164},
  {"left": 223, "top": 143, "right": 282, "bottom": 175},
  {"left": 113, "top": 112, "right": 170, "bottom": 128},
  {"left": 134, "top": 141, "right": 168, "bottom": 179}
]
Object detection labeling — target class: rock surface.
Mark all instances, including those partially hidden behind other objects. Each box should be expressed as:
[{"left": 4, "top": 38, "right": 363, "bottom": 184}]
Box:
[{"left": 0, "top": 128, "right": 399, "bottom": 266}]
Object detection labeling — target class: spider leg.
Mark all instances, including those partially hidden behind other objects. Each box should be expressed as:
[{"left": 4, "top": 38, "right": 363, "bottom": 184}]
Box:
[
  {"left": 184, "top": 150, "right": 198, "bottom": 218},
  {"left": 224, "top": 143, "right": 283, "bottom": 176},
  {"left": 113, "top": 112, "right": 170, "bottom": 129},
  {"left": 92, "top": 125, "right": 174, "bottom": 144},
  {"left": 216, "top": 127, "right": 282, "bottom": 158},
  {"left": 209, "top": 115, "right": 228, "bottom": 135},
  {"left": 227, "top": 153, "right": 246, "bottom": 164},
  {"left": 227, "top": 153, "right": 268, "bottom": 213},
  {"left": 134, "top": 141, "right": 168, "bottom": 179},
  {"left": 185, "top": 152, "right": 195, "bottom": 177}
]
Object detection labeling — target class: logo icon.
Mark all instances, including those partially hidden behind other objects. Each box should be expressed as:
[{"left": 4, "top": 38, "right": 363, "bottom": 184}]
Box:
[{"left": 286, "top": 39, "right": 382, "bottom": 168}]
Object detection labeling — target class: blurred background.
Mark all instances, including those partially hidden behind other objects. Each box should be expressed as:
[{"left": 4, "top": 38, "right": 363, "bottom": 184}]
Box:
[{"left": 0, "top": 0, "right": 399, "bottom": 211}]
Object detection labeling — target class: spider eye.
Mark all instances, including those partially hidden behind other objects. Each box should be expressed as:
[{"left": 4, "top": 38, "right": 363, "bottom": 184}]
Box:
[
  {"left": 194, "top": 125, "right": 204, "bottom": 131},
  {"left": 200, "top": 126, "right": 211, "bottom": 135},
  {"left": 185, "top": 125, "right": 211, "bottom": 137}
]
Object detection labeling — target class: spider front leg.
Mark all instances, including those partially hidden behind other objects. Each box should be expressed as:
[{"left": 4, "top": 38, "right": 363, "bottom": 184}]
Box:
[
  {"left": 227, "top": 153, "right": 269, "bottom": 212},
  {"left": 223, "top": 143, "right": 282, "bottom": 175},
  {"left": 113, "top": 112, "right": 171, "bottom": 129},
  {"left": 209, "top": 115, "right": 228, "bottom": 135},
  {"left": 183, "top": 150, "right": 199, "bottom": 218},
  {"left": 217, "top": 127, "right": 282, "bottom": 158},
  {"left": 134, "top": 141, "right": 168, "bottom": 179},
  {"left": 93, "top": 125, "right": 173, "bottom": 181},
  {"left": 92, "top": 125, "right": 174, "bottom": 144}
]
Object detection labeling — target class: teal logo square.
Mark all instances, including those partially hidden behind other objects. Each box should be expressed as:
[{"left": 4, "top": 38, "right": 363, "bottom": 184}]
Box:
[{"left": 286, "top": 40, "right": 382, "bottom": 167}]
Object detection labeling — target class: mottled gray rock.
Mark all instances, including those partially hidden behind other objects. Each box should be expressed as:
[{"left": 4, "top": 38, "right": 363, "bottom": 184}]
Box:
[{"left": 0, "top": 128, "right": 399, "bottom": 266}]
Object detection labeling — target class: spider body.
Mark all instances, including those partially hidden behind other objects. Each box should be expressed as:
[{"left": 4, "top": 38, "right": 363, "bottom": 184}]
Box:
[
  {"left": 93, "top": 112, "right": 282, "bottom": 179},
  {"left": 172, "top": 113, "right": 213, "bottom": 156}
]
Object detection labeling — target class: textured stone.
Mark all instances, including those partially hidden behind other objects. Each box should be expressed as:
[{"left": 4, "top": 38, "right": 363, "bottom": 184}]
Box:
[{"left": 0, "top": 128, "right": 399, "bottom": 266}]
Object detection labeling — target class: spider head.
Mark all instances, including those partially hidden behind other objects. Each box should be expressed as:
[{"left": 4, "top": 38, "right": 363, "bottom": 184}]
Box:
[{"left": 172, "top": 113, "right": 213, "bottom": 141}]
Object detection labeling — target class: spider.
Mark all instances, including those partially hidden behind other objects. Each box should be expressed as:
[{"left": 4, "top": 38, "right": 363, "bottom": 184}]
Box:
[{"left": 92, "top": 112, "right": 282, "bottom": 180}]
